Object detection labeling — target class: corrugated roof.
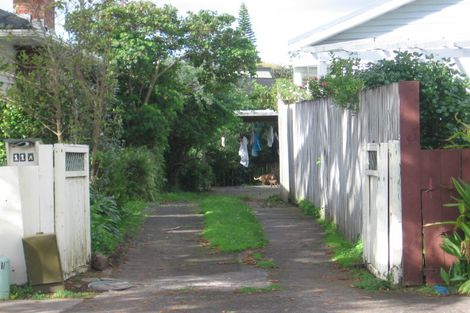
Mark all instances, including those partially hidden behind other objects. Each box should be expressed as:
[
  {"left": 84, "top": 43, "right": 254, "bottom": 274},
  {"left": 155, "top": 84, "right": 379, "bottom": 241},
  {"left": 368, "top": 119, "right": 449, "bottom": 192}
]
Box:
[{"left": 0, "top": 9, "right": 31, "bottom": 30}]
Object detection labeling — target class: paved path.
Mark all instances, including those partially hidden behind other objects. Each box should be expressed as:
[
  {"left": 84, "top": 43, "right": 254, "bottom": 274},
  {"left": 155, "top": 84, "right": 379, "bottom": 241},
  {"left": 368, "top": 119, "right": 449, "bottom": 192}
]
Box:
[{"left": 2, "top": 186, "right": 470, "bottom": 312}]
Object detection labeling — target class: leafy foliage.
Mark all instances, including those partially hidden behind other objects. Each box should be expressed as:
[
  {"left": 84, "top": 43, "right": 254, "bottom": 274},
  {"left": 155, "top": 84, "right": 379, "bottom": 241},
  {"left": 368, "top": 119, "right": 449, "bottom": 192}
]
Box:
[
  {"left": 0, "top": 6, "right": 119, "bottom": 178},
  {"left": 275, "top": 78, "right": 311, "bottom": 104},
  {"left": 361, "top": 52, "right": 470, "bottom": 148},
  {"left": 352, "top": 271, "right": 391, "bottom": 291},
  {"left": 90, "top": 188, "right": 147, "bottom": 255},
  {"left": 67, "top": 1, "right": 259, "bottom": 188},
  {"left": 321, "top": 55, "right": 363, "bottom": 111},
  {"left": 298, "top": 199, "right": 321, "bottom": 219},
  {"left": 178, "top": 159, "right": 214, "bottom": 191},
  {"left": 447, "top": 114, "right": 470, "bottom": 149},
  {"left": 307, "top": 52, "right": 470, "bottom": 148},
  {"left": 94, "top": 147, "right": 164, "bottom": 205},
  {"left": 90, "top": 191, "right": 121, "bottom": 254}
]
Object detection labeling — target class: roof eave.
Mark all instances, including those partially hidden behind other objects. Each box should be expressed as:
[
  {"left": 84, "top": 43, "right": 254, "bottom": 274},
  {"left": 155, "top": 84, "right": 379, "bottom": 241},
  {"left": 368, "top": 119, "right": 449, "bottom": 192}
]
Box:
[
  {"left": 0, "top": 29, "right": 55, "bottom": 46},
  {"left": 288, "top": 0, "right": 417, "bottom": 51}
]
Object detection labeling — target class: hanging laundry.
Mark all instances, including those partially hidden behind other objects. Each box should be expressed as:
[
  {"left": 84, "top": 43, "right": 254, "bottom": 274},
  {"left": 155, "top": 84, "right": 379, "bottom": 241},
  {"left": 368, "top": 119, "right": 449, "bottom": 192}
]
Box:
[
  {"left": 251, "top": 130, "right": 262, "bottom": 157},
  {"left": 239, "top": 135, "right": 249, "bottom": 167},
  {"left": 271, "top": 131, "right": 279, "bottom": 156},
  {"left": 267, "top": 126, "right": 274, "bottom": 148}
]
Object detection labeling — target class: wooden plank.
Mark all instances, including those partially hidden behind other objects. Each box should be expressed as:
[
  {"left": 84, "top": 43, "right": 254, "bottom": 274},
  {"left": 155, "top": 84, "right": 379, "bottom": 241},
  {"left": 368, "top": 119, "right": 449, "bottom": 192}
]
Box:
[
  {"left": 277, "top": 99, "right": 288, "bottom": 201},
  {"left": 398, "top": 81, "right": 423, "bottom": 285},
  {"left": 463, "top": 150, "right": 470, "bottom": 182},
  {"left": 374, "top": 143, "right": 390, "bottom": 278},
  {"left": 38, "top": 145, "right": 54, "bottom": 234},
  {"left": 389, "top": 140, "right": 403, "bottom": 284},
  {"left": 420, "top": 150, "right": 443, "bottom": 284},
  {"left": 439, "top": 150, "right": 462, "bottom": 271}
]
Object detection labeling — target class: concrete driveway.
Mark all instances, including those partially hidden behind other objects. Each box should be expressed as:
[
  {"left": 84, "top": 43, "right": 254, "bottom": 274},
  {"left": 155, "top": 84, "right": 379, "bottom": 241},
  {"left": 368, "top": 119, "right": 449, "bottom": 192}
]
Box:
[{"left": 2, "top": 186, "right": 470, "bottom": 313}]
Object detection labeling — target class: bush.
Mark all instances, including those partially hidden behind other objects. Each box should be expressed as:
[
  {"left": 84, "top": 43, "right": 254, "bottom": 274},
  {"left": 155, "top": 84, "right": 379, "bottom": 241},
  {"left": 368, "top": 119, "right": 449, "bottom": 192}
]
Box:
[
  {"left": 360, "top": 52, "right": 470, "bottom": 148},
  {"left": 298, "top": 199, "right": 321, "bottom": 219},
  {"left": 90, "top": 189, "right": 147, "bottom": 255},
  {"left": 95, "top": 147, "right": 164, "bottom": 205},
  {"left": 309, "top": 52, "right": 470, "bottom": 149},
  {"left": 274, "top": 78, "right": 311, "bottom": 104},
  {"left": 322, "top": 55, "right": 363, "bottom": 111},
  {"left": 178, "top": 160, "right": 214, "bottom": 191},
  {"left": 90, "top": 190, "right": 121, "bottom": 254}
]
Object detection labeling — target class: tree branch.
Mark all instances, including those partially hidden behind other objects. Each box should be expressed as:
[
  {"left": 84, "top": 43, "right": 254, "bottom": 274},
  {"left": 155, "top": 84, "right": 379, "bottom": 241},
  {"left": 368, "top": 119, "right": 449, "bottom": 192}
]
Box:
[{"left": 143, "top": 60, "right": 177, "bottom": 106}]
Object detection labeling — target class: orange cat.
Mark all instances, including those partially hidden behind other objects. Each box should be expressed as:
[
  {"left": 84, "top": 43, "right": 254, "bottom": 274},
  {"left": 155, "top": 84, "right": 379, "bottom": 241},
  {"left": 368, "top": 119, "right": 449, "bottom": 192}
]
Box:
[{"left": 254, "top": 174, "right": 278, "bottom": 187}]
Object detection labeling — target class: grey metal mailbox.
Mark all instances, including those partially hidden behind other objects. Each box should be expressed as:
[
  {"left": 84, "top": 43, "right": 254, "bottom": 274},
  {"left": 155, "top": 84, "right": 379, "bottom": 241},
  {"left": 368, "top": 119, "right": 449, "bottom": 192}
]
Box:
[{"left": 4, "top": 139, "right": 42, "bottom": 166}]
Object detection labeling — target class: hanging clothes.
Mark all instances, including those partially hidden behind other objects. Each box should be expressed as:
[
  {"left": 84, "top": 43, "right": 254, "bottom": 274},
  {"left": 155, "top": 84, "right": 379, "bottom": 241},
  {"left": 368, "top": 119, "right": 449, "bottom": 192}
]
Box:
[
  {"left": 267, "top": 126, "right": 274, "bottom": 148},
  {"left": 271, "top": 131, "right": 279, "bottom": 156},
  {"left": 239, "top": 136, "right": 249, "bottom": 167},
  {"left": 251, "top": 130, "right": 262, "bottom": 157}
]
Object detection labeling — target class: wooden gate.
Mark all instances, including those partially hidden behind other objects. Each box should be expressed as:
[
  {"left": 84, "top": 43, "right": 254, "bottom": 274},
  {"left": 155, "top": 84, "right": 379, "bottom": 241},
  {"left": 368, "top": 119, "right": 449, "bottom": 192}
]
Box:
[
  {"left": 54, "top": 144, "right": 91, "bottom": 279},
  {"left": 363, "top": 141, "right": 402, "bottom": 284}
]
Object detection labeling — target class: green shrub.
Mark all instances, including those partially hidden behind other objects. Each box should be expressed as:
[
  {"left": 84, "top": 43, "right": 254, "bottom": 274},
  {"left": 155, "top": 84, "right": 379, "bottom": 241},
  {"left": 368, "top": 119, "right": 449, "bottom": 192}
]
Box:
[
  {"left": 178, "top": 160, "right": 214, "bottom": 191},
  {"left": 360, "top": 52, "right": 470, "bottom": 148},
  {"left": 95, "top": 147, "right": 164, "bottom": 205},
  {"left": 274, "top": 78, "right": 311, "bottom": 104},
  {"left": 90, "top": 190, "right": 121, "bottom": 254},
  {"left": 90, "top": 189, "right": 147, "bottom": 255},
  {"left": 309, "top": 52, "right": 470, "bottom": 149},
  {"left": 321, "top": 55, "right": 363, "bottom": 111},
  {"left": 298, "top": 199, "right": 321, "bottom": 219}
]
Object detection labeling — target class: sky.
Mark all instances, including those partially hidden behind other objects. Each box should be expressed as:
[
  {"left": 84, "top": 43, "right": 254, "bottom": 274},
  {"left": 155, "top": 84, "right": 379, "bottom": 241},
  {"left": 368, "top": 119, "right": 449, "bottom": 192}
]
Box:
[
  {"left": 158, "top": 0, "right": 387, "bottom": 64},
  {"left": 0, "top": 0, "right": 387, "bottom": 64}
]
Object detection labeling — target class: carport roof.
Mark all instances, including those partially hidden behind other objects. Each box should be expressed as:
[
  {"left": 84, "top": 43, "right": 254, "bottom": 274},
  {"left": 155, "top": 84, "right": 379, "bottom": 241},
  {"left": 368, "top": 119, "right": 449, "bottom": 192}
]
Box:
[{"left": 235, "top": 109, "right": 278, "bottom": 123}]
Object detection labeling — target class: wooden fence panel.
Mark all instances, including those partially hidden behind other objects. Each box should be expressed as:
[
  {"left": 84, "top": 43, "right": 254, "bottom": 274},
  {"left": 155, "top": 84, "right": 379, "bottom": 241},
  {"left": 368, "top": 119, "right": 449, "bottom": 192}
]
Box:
[
  {"left": 54, "top": 144, "right": 91, "bottom": 279},
  {"left": 279, "top": 83, "right": 400, "bottom": 241}
]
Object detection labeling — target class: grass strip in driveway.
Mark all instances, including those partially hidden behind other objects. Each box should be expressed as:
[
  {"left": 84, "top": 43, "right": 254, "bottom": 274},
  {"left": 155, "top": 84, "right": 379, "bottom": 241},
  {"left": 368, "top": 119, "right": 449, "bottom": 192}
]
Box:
[{"left": 200, "top": 195, "right": 266, "bottom": 252}]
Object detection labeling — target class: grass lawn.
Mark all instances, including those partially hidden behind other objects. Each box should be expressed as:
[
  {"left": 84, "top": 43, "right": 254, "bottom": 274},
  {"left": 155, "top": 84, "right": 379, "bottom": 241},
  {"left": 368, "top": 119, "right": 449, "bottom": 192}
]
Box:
[
  {"left": 199, "top": 195, "right": 266, "bottom": 252},
  {"left": 158, "top": 192, "right": 205, "bottom": 203}
]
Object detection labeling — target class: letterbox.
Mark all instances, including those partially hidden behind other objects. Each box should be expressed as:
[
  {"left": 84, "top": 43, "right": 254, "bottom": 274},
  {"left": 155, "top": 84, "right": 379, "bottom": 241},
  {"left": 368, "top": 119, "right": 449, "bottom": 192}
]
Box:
[{"left": 4, "top": 139, "right": 42, "bottom": 166}]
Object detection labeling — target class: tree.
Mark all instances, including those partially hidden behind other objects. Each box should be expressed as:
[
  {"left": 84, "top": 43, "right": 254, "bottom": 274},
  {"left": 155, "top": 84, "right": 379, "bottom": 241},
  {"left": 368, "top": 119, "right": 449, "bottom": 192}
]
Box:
[
  {"left": 238, "top": 2, "right": 256, "bottom": 45},
  {"left": 1, "top": 1, "right": 120, "bottom": 179},
  {"left": 165, "top": 10, "right": 258, "bottom": 186},
  {"left": 66, "top": 1, "right": 259, "bottom": 188},
  {"left": 66, "top": 0, "right": 185, "bottom": 154}
]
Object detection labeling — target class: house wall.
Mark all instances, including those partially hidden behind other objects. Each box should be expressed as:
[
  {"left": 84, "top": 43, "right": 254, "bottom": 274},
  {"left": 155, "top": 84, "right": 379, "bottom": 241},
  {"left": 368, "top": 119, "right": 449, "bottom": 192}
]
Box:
[{"left": 320, "top": 0, "right": 470, "bottom": 45}]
